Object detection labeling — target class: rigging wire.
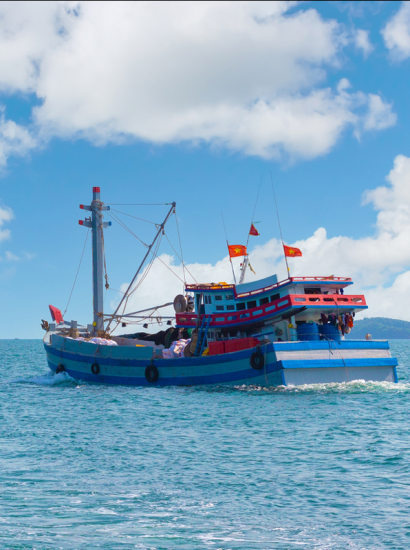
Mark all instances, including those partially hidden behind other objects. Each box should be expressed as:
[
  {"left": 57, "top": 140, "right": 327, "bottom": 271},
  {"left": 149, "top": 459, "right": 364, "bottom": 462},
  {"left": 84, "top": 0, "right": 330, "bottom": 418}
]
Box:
[
  {"left": 163, "top": 232, "right": 198, "bottom": 284},
  {"left": 107, "top": 211, "right": 185, "bottom": 286},
  {"left": 174, "top": 211, "right": 187, "bottom": 291},
  {"left": 105, "top": 203, "right": 173, "bottom": 206},
  {"left": 270, "top": 171, "right": 290, "bottom": 278},
  {"left": 62, "top": 228, "right": 89, "bottom": 319},
  {"left": 102, "top": 202, "right": 189, "bottom": 332},
  {"left": 110, "top": 208, "right": 158, "bottom": 225}
]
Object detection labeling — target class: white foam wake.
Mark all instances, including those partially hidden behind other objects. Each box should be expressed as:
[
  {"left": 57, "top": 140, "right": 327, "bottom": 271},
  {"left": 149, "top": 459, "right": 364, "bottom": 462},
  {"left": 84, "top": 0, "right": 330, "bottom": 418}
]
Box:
[{"left": 12, "top": 371, "right": 78, "bottom": 386}]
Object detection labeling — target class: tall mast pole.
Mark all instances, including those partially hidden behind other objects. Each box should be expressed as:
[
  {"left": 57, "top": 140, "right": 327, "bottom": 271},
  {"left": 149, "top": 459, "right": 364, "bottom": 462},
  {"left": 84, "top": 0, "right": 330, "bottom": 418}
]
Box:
[
  {"left": 79, "top": 187, "right": 111, "bottom": 335},
  {"left": 106, "top": 202, "right": 176, "bottom": 333}
]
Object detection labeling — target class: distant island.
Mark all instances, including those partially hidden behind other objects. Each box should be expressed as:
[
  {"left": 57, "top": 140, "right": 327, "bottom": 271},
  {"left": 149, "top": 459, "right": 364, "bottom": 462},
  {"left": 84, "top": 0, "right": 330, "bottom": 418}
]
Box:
[{"left": 346, "top": 317, "right": 410, "bottom": 340}]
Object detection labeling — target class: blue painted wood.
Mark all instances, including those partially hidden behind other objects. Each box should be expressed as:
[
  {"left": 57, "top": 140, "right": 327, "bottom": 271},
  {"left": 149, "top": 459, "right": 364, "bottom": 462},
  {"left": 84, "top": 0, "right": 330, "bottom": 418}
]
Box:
[{"left": 44, "top": 334, "right": 397, "bottom": 387}]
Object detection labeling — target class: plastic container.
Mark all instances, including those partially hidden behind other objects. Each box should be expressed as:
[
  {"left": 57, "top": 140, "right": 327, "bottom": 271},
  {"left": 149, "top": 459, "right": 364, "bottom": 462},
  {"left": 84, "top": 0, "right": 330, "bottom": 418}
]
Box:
[
  {"left": 297, "top": 323, "right": 320, "bottom": 341},
  {"left": 224, "top": 337, "right": 259, "bottom": 353},
  {"left": 319, "top": 323, "right": 341, "bottom": 341},
  {"left": 208, "top": 341, "right": 225, "bottom": 355}
]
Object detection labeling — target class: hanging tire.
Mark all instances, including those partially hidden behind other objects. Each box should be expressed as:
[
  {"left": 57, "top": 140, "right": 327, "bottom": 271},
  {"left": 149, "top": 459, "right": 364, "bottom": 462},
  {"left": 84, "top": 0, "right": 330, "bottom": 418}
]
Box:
[
  {"left": 145, "top": 364, "right": 159, "bottom": 383},
  {"left": 91, "top": 362, "right": 100, "bottom": 375},
  {"left": 250, "top": 349, "right": 264, "bottom": 370},
  {"left": 56, "top": 364, "right": 65, "bottom": 374}
]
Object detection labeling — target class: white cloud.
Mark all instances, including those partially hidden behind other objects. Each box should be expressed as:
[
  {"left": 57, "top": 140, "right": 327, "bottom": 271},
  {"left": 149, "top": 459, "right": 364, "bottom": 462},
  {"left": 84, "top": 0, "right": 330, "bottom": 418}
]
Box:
[
  {"left": 0, "top": 1, "right": 394, "bottom": 164},
  {"left": 0, "top": 110, "right": 37, "bottom": 168},
  {"left": 113, "top": 154, "right": 410, "bottom": 329},
  {"left": 0, "top": 203, "right": 13, "bottom": 242},
  {"left": 0, "top": 1, "right": 77, "bottom": 93},
  {"left": 5, "top": 251, "right": 19, "bottom": 261},
  {"left": 382, "top": 1, "right": 410, "bottom": 60},
  {"left": 362, "top": 94, "right": 396, "bottom": 131},
  {"left": 354, "top": 29, "right": 373, "bottom": 57}
]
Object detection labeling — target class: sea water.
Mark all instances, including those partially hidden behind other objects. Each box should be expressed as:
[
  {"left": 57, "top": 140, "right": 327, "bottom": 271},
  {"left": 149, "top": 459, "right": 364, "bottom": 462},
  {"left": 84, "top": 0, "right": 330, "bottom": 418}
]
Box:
[{"left": 1, "top": 340, "right": 410, "bottom": 550}]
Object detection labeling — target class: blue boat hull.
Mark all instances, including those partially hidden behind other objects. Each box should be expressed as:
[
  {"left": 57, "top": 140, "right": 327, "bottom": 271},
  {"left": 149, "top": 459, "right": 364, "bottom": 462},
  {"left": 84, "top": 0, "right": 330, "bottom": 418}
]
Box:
[{"left": 44, "top": 335, "right": 398, "bottom": 387}]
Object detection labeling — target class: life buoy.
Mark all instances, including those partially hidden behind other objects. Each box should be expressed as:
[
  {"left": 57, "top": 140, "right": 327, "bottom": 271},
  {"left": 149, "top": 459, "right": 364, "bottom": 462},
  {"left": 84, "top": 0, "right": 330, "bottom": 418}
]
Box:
[
  {"left": 145, "top": 364, "right": 159, "bottom": 383},
  {"left": 91, "top": 363, "right": 100, "bottom": 375},
  {"left": 250, "top": 349, "right": 264, "bottom": 370},
  {"left": 56, "top": 364, "right": 65, "bottom": 374}
]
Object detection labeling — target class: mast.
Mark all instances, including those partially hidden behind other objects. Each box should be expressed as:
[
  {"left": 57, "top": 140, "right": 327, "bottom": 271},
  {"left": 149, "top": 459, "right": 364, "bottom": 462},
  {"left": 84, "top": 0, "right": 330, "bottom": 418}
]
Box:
[
  {"left": 239, "top": 256, "right": 248, "bottom": 284},
  {"left": 79, "top": 187, "right": 111, "bottom": 334}
]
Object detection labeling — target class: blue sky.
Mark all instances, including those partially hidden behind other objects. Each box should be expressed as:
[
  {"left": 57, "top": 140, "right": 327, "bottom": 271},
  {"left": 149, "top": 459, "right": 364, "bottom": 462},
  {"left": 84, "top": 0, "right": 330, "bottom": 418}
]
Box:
[{"left": 1, "top": 1, "right": 410, "bottom": 338}]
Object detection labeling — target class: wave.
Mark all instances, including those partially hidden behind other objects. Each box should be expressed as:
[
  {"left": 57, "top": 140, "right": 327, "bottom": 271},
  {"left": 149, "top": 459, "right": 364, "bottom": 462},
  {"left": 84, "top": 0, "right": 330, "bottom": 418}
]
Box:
[
  {"left": 234, "top": 379, "right": 410, "bottom": 394},
  {"left": 11, "top": 371, "right": 79, "bottom": 386}
]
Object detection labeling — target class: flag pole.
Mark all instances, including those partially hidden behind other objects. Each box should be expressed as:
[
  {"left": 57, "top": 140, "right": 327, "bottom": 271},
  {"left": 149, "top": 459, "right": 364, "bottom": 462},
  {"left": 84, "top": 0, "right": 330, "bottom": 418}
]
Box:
[
  {"left": 221, "top": 213, "right": 237, "bottom": 284},
  {"left": 241, "top": 174, "right": 263, "bottom": 283},
  {"left": 246, "top": 174, "right": 263, "bottom": 250},
  {"left": 270, "top": 172, "right": 291, "bottom": 279}
]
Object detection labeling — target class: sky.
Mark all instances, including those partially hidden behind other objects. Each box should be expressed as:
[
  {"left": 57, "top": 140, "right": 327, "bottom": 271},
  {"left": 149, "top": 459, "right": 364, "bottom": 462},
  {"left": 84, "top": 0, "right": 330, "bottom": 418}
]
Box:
[{"left": 0, "top": 0, "right": 410, "bottom": 338}]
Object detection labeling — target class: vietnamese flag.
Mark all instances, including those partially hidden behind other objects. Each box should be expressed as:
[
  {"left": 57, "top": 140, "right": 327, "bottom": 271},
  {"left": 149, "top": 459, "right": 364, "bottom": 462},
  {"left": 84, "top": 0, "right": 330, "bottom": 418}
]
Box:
[
  {"left": 283, "top": 244, "right": 302, "bottom": 257},
  {"left": 249, "top": 223, "right": 260, "bottom": 236},
  {"left": 228, "top": 245, "right": 247, "bottom": 258}
]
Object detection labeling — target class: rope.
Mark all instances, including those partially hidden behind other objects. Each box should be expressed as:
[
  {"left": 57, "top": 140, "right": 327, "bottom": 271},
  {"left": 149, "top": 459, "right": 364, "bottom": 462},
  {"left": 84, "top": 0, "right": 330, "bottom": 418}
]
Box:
[
  {"left": 321, "top": 334, "right": 349, "bottom": 383},
  {"left": 62, "top": 229, "right": 89, "bottom": 318}
]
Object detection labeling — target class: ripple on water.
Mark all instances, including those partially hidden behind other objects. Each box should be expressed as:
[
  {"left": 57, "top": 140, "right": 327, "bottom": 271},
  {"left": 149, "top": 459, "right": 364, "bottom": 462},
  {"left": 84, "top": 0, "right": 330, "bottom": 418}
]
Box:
[{"left": 0, "top": 339, "right": 409, "bottom": 549}]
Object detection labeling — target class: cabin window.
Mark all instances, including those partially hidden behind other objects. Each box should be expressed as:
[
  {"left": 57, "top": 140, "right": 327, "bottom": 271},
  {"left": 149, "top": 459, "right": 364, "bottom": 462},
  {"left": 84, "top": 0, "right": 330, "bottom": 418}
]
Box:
[
  {"left": 227, "top": 305, "right": 235, "bottom": 311},
  {"left": 236, "top": 302, "right": 246, "bottom": 311},
  {"left": 270, "top": 293, "right": 280, "bottom": 302},
  {"left": 215, "top": 295, "right": 223, "bottom": 301},
  {"left": 260, "top": 297, "right": 269, "bottom": 306},
  {"left": 247, "top": 300, "right": 257, "bottom": 309},
  {"left": 216, "top": 305, "right": 224, "bottom": 311},
  {"left": 204, "top": 295, "right": 212, "bottom": 304},
  {"left": 225, "top": 294, "right": 234, "bottom": 300},
  {"left": 304, "top": 287, "right": 321, "bottom": 294}
]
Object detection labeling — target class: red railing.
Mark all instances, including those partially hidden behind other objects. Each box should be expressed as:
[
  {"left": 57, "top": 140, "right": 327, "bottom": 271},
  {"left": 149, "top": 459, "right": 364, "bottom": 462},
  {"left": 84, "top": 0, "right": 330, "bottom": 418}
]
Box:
[
  {"left": 289, "top": 294, "right": 365, "bottom": 307},
  {"left": 176, "top": 293, "right": 365, "bottom": 327}
]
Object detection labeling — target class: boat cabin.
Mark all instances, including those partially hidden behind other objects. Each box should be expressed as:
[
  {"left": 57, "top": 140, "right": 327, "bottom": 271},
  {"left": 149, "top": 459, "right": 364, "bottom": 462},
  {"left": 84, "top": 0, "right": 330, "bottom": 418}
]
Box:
[{"left": 176, "top": 274, "right": 366, "bottom": 343}]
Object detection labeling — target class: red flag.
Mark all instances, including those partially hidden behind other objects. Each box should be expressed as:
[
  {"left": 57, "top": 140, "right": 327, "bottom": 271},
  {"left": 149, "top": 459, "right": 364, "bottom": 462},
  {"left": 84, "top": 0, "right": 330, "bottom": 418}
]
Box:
[
  {"left": 249, "top": 223, "right": 260, "bottom": 236},
  {"left": 49, "top": 305, "right": 64, "bottom": 324},
  {"left": 283, "top": 244, "right": 302, "bottom": 257},
  {"left": 228, "top": 245, "right": 247, "bottom": 258}
]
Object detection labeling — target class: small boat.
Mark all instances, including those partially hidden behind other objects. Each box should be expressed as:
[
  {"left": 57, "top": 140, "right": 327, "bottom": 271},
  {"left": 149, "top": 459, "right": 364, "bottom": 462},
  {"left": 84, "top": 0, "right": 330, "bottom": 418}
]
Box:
[{"left": 43, "top": 187, "right": 398, "bottom": 386}]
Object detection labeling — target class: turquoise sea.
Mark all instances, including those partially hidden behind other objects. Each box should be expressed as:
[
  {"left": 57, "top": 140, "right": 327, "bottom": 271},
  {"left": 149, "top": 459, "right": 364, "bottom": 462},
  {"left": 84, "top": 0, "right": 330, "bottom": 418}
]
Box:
[{"left": 1, "top": 339, "right": 410, "bottom": 550}]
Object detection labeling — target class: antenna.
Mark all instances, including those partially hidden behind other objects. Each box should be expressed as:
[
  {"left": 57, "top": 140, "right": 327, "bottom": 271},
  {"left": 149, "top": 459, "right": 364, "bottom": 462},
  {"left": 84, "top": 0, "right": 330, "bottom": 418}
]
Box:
[
  {"left": 221, "top": 212, "right": 237, "bottom": 284},
  {"left": 270, "top": 172, "right": 290, "bottom": 279}
]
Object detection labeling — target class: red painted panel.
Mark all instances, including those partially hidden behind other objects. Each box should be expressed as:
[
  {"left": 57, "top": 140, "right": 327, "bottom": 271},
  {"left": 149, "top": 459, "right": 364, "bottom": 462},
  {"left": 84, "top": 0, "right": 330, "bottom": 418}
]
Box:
[
  {"left": 225, "top": 337, "right": 259, "bottom": 353},
  {"left": 209, "top": 341, "right": 225, "bottom": 355}
]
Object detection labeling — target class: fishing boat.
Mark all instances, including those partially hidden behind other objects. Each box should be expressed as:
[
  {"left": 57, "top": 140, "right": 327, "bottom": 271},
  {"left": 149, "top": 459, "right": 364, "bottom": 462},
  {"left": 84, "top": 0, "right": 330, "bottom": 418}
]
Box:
[{"left": 42, "top": 187, "right": 398, "bottom": 386}]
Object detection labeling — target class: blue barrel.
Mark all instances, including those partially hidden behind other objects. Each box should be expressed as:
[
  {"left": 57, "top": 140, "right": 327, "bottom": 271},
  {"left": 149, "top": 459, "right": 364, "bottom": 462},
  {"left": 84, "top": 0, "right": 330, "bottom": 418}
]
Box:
[
  {"left": 319, "top": 323, "right": 341, "bottom": 341},
  {"left": 297, "top": 323, "right": 320, "bottom": 341}
]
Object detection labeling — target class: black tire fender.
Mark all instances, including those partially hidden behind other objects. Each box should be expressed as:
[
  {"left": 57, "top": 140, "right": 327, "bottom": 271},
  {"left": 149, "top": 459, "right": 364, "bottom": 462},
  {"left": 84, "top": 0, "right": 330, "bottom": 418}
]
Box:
[
  {"left": 250, "top": 348, "right": 264, "bottom": 370},
  {"left": 145, "top": 364, "right": 159, "bottom": 383},
  {"left": 91, "top": 362, "right": 100, "bottom": 375},
  {"left": 56, "top": 364, "right": 66, "bottom": 374}
]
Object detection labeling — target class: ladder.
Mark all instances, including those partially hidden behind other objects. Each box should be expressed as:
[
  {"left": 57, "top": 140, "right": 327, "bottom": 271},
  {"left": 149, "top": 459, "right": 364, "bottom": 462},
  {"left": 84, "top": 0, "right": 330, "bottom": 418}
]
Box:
[{"left": 194, "top": 315, "right": 212, "bottom": 356}]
